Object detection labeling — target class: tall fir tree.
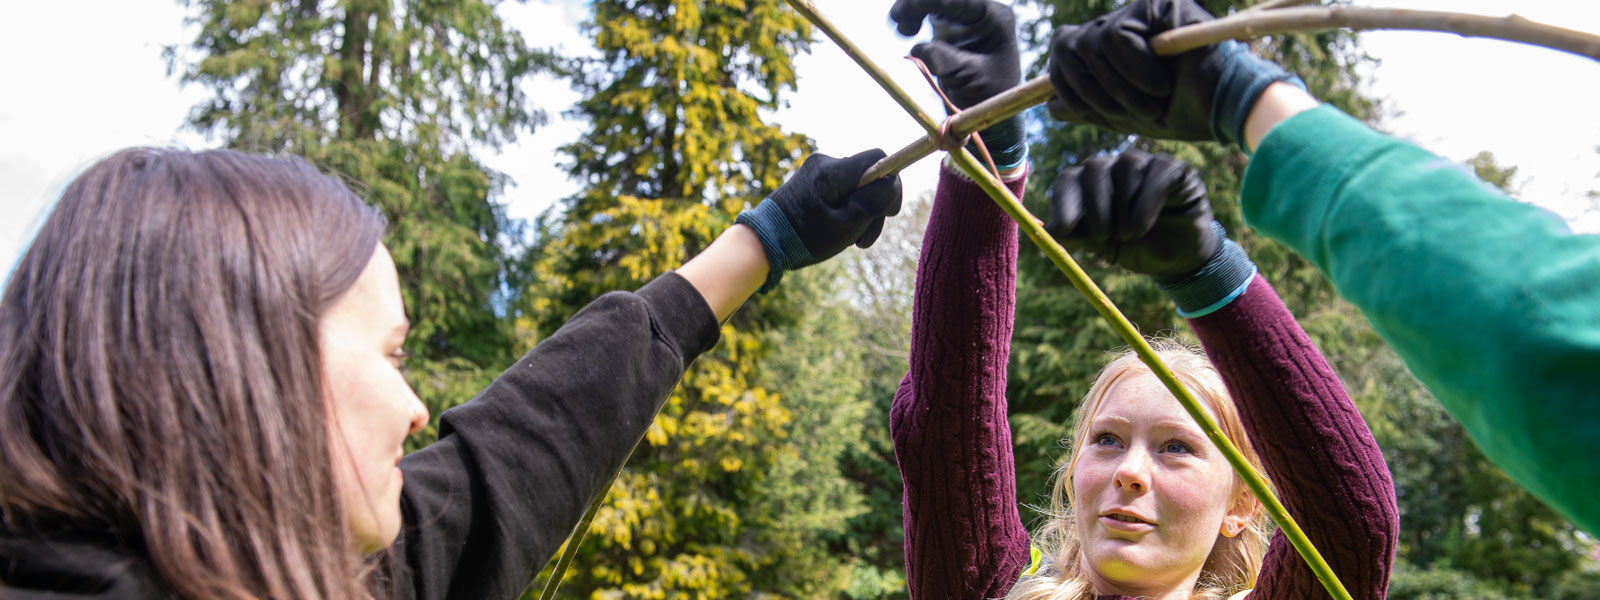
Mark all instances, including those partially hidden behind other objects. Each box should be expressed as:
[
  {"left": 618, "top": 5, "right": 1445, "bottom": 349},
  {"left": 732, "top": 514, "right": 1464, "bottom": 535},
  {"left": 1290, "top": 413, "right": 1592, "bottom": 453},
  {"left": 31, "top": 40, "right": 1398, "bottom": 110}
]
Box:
[
  {"left": 524, "top": 1, "right": 871, "bottom": 596},
  {"left": 171, "top": 0, "right": 554, "bottom": 445}
]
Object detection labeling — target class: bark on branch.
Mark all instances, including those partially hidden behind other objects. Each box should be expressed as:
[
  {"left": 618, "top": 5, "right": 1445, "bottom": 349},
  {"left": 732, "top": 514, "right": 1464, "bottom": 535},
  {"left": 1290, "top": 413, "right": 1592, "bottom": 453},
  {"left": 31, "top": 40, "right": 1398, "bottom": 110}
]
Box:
[
  {"left": 1153, "top": 6, "right": 1600, "bottom": 59},
  {"left": 860, "top": 6, "right": 1600, "bottom": 186}
]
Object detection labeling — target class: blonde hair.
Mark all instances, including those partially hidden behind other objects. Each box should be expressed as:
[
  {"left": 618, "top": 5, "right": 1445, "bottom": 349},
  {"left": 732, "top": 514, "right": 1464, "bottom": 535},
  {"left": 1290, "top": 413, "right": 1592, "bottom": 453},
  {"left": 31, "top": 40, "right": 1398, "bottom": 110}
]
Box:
[{"left": 1005, "top": 341, "right": 1274, "bottom": 600}]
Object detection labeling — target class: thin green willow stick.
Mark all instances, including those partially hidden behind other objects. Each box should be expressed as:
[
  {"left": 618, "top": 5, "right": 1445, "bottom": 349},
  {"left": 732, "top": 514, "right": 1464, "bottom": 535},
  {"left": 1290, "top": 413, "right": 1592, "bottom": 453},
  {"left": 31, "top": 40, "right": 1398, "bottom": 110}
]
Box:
[
  {"left": 781, "top": 1, "right": 1353, "bottom": 599},
  {"left": 536, "top": 442, "right": 638, "bottom": 600}
]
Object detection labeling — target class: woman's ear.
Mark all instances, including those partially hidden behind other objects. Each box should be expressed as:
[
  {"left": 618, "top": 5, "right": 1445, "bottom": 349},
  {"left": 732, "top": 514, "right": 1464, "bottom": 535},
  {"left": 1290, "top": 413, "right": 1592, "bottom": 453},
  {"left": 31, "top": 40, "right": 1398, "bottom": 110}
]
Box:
[{"left": 1220, "top": 489, "right": 1262, "bottom": 538}]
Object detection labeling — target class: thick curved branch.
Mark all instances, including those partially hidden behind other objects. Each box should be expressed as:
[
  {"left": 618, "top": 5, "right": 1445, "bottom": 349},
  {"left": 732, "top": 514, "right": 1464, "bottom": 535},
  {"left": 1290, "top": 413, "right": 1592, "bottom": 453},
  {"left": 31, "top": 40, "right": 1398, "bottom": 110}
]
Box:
[
  {"left": 860, "top": 6, "right": 1600, "bottom": 186},
  {"left": 1153, "top": 6, "right": 1600, "bottom": 60},
  {"left": 1239, "top": 0, "right": 1319, "bottom": 15}
]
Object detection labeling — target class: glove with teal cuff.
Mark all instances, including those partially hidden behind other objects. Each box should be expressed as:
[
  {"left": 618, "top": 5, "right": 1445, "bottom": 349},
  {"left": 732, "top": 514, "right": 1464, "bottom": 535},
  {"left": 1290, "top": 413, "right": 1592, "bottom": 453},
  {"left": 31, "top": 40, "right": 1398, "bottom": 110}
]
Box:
[
  {"left": 1045, "top": 0, "right": 1301, "bottom": 148},
  {"left": 736, "top": 149, "right": 903, "bottom": 293},
  {"left": 891, "top": 0, "right": 1028, "bottom": 169},
  {"left": 1155, "top": 221, "right": 1256, "bottom": 318},
  {"left": 1044, "top": 150, "right": 1254, "bottom": 316},
  {"left": 1209, "top": 40, "right": 1305, "bottom": 149}
]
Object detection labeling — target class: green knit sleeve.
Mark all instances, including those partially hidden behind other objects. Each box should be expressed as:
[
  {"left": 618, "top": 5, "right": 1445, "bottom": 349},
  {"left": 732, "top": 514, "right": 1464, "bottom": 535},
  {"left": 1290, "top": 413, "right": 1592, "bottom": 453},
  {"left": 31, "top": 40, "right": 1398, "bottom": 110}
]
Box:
[{"left": 1238, "top": 104, "right": 1600, "bottom": 536}]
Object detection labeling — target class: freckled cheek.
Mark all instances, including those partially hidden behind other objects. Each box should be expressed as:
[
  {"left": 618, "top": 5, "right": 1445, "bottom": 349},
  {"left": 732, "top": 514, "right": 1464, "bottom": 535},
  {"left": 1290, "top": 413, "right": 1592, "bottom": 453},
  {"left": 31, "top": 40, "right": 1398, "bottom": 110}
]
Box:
[
  {"left": 1160, "top": 484, "right": 1211, "bottom": 515},
  {"left": 1158, "top": 470, "right": 1234, "bottom": 532},
  {"left": 1070, "top": 460, "right": 1116, "bottom": 504}
]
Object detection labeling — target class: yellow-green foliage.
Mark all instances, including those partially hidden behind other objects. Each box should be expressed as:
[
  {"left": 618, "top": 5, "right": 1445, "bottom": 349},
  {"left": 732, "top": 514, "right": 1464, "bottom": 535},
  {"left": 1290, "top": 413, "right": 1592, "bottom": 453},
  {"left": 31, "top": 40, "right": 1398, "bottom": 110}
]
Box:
[{"left": 522, "top": 0, "right": 890, "bottom": 596}]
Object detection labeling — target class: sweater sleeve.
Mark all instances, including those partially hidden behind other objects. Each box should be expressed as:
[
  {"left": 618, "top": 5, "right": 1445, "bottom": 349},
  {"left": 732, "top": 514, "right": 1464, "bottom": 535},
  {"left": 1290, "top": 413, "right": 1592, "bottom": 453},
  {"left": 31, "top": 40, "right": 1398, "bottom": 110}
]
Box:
[
  {"left": 1188, "top": 274, "right": 1398, "bottom": 599},
  {"left": 388, "top": 272, "right": 720, "bottom": 600},
  {"left": 1240, "top": 105, "right": 1600, "bottom": 536},
  {"left": 890, "top": 163, "right": 1031, "bottom": 600}
]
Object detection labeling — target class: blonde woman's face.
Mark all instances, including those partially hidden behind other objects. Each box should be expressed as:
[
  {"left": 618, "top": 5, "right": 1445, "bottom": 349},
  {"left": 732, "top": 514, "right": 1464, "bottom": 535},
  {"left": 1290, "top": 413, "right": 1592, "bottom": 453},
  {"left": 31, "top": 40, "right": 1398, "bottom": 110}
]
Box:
[{"left": 1071, "top": 372, "right": 1253, "bottom": 597}]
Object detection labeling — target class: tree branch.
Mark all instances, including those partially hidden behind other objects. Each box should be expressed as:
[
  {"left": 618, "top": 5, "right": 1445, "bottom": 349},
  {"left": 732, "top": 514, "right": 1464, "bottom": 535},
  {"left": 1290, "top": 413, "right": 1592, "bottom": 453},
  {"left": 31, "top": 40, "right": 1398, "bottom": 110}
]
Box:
[
  {"left": 1238, "top": 0, "right": 1318, "bottom": 15},
  {"left": 1153, "top": 6, "right": 1600, "bottom": 59},
  {"left": 859, "top": 6, "right": 1600, "bottom": 186}
]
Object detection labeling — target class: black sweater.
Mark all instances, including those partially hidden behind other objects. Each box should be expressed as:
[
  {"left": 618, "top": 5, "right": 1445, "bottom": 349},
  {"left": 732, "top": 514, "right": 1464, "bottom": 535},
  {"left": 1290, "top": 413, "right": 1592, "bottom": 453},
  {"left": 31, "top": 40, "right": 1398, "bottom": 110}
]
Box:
[{"left": 0, "top": 273, "right": 721, "bottom": 599}]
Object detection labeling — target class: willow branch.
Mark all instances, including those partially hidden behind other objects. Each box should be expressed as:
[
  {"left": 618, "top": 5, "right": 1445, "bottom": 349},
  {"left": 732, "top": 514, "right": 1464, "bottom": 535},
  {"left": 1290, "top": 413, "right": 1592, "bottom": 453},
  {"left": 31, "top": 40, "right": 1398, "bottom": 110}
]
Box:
[
  {"left": 783, "top": 1, "right": 1354, "bottom": 598},
  {"left": 536, "top": 442, "right": 639, "bottom": 599},
  {"left": 1238, "top": 0, "right": 1318, "bottom": 15},
  {"left": 863, "top": 76, "right": 1054, "bottom": 185},
  {"left": 861, "top": 6, "right": 1600, "bottom": 186},
  {"left": 1153, "top": 6, "right": 1600, "bottom": 58}
]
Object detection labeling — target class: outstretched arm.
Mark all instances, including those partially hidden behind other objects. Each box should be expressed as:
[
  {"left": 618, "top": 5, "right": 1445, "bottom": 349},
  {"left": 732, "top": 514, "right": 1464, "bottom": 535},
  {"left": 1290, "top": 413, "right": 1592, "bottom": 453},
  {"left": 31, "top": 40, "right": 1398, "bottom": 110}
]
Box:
[
  {"left": 674, "top": 225, "right": 768, "bottom": 322},
  {"left": 1239, "top": 82, "right": 1600, "bottom": 536},
  {"left": 388, "top": 149, "right": 902, "bottom": 599}
]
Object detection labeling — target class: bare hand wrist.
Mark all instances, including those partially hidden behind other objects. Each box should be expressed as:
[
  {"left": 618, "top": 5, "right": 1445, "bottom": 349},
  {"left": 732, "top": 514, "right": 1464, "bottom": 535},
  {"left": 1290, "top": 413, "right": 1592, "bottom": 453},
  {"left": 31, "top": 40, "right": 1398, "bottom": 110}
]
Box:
[{"left": 1244, "top": 82, "right": 1320, "bottom": 153}]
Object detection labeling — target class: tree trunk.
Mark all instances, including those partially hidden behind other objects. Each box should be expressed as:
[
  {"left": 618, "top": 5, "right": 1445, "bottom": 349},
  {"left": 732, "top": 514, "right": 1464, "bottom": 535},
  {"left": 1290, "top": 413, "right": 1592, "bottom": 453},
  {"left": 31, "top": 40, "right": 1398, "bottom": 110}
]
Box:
[{"left": 335, "top": 2, "right": 373, "bottom": 140}]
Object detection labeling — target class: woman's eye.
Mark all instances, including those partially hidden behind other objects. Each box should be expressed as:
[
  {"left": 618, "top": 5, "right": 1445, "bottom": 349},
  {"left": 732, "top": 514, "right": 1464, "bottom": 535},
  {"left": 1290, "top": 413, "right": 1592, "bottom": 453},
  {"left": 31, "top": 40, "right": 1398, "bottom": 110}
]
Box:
[
  {"left": 1163, "top": 441, "right": 1193, "bottom": 454},
  {"left": 1094, "top": 433, "right": 1119, "bottom": 447}
]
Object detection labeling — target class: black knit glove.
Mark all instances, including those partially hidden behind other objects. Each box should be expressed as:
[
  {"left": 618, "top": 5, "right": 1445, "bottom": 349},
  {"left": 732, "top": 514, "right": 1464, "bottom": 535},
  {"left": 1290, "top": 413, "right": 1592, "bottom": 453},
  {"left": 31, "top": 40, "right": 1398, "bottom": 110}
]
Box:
[
  {"left": 890, "top": 0, "right": 1027, "bottom": 169},
  {"left": 1046, "top": 0, "right": 1298, "bottom": 146},
  {"left": 737, "top": 149, "right": 903, "bottom": 293},
  {"left": 1046, "top": 151, "right": 1217, "bottom": 278},
  {"left": 1046, "top": 150, "right": 1255, "bottom": 316}
]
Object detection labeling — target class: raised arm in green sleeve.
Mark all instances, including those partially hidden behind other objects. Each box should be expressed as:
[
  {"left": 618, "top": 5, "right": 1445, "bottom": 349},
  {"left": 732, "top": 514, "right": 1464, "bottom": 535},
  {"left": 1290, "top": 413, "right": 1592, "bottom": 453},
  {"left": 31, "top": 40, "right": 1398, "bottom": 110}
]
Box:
[{"left": 1238, "top": 104, "right": 1600, "bottom": 535}]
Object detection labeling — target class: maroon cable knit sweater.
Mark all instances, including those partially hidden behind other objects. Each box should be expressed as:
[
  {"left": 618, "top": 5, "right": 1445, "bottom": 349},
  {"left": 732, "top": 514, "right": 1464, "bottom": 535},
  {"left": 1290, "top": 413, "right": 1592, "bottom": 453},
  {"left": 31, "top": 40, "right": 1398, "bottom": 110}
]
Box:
[{"left": 890, "top": 165, "right": 1398, "bottom": 599}]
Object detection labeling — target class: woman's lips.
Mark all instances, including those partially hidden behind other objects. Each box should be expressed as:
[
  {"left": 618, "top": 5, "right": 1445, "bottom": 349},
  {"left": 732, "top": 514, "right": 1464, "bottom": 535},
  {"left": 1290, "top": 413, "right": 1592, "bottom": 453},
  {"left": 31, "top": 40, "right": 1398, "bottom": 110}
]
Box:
[{"left": 1099, "top": 511, "right": 1155, "bottom": 532}]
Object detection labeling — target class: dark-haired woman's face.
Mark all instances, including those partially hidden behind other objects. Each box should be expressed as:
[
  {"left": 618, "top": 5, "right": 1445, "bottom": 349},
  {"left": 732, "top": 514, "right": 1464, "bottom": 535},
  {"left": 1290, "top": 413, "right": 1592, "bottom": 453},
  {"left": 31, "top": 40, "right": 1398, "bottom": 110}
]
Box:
[{"left": 320, "top": 243, "right": 429, "bottom": 553}]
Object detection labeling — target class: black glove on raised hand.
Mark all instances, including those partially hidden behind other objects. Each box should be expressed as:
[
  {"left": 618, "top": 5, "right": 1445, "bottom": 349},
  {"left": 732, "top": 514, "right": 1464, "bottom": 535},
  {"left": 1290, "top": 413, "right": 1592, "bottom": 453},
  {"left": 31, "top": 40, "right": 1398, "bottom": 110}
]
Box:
[
  {"left": 736, "top": 149, "right": 903, "bottom": 293},
  {"left": 1047, "top": 150, "right": 1216, "bottom": 278},
  {"left": 889, "top": 0, "right": 1027, "bottom": 169},
  {"left": 1046, "top": 0, "right": 1299, "bottom": 146},
  {"left": 1046, "top": 151, "right": 1256, "bottom": 316}
]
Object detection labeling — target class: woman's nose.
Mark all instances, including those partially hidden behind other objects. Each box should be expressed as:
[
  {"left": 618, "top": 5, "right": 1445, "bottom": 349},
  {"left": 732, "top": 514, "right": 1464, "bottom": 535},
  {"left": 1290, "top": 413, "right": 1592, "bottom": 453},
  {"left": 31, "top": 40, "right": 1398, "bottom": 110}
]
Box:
[
  {"left": 1113, "top": 451, "right": 1152, "bottom": 493},
  {"left": 407, "top": 396, "right": 429, "bottom": 436}
]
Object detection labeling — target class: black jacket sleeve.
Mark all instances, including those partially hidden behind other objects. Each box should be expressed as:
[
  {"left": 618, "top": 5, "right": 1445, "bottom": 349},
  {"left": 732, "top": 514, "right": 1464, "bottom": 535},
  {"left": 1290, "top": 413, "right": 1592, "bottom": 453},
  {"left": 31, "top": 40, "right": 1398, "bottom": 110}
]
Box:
[{"left": 387, "top": 272, "right": 720, "bottom": 600}]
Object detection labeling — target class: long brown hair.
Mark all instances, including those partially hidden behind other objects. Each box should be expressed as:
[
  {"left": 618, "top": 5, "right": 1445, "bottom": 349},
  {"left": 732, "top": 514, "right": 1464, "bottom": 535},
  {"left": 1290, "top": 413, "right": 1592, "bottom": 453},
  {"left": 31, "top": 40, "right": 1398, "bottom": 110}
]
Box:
[
  {"left": 1007, "top": 342, "right": 1272, "bottom": 600},
  {"left": 0, "top": 148, "right": 387, "bottom": 598}
]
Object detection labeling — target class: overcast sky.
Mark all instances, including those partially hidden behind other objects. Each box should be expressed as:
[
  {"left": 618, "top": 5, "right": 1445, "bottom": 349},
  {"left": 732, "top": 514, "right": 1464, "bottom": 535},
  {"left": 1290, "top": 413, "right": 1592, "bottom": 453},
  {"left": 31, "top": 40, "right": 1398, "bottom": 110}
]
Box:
[{"left": 3, "top": 0, "right": 1599, "bottom": 279}]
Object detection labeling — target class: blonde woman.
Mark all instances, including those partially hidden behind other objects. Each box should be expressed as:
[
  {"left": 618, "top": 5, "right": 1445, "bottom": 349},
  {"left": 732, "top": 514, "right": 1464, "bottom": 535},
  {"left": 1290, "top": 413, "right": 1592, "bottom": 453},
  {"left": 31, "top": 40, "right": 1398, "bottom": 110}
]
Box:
[{"left": 887, "top": 2, "right": 1398, "bottom": 598}]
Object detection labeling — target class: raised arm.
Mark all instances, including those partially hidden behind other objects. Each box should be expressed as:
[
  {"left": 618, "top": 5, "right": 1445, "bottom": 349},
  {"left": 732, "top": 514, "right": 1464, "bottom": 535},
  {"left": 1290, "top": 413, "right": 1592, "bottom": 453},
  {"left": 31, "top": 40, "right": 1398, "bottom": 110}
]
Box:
[
  {"left": 392, "top": 272, "right": 720, "bottom": 599},
  {"left": 1188, "top": 276, "right": 1398, "bottom": 598},
  {"left": 388, "top": 150, "right": 902, "bottom": 599},
  {"left": 1043, "top": 150, "right": 1397, "bottom": 598},
  {"left": 892, "top": 164, "right": 1029, "bottom": 599},
  {"left": 1239, "top": 83, "right": 1600, "bottom": 536},
  {"left": 886, "top": 1, "right": 1034, "bottom": 597}
]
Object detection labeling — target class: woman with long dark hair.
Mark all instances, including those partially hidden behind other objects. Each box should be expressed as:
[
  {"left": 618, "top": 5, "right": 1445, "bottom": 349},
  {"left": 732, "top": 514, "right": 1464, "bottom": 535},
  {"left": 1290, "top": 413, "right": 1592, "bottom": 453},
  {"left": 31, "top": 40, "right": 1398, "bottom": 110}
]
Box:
[{"left": 0, "top": 146, "right": 899, "bottom": 598}]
